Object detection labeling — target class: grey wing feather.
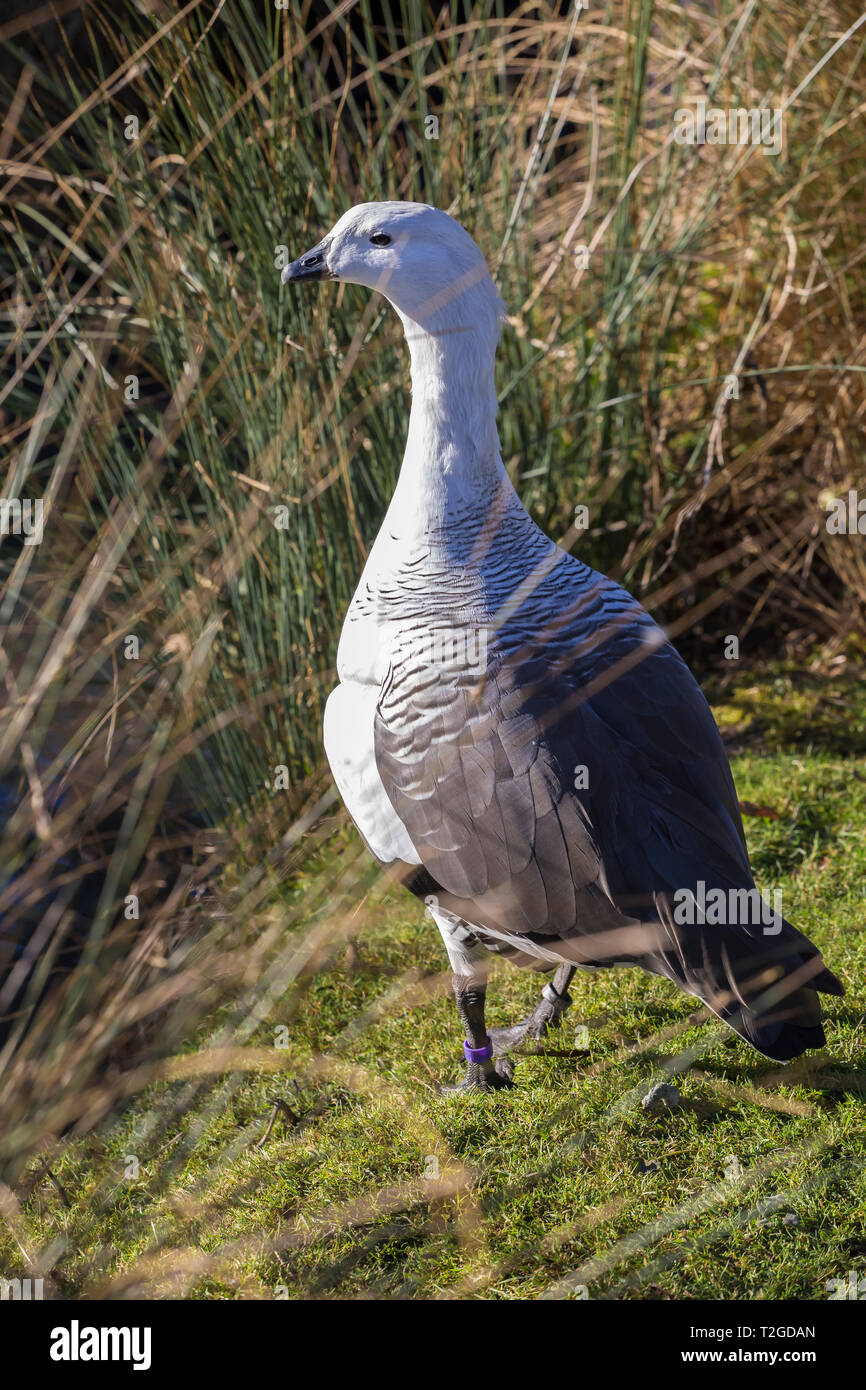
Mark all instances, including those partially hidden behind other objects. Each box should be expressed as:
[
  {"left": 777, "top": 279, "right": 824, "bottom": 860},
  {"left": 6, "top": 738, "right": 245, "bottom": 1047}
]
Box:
[{"left": 374, "top": 562, "right": 843, "bottom": 1059}]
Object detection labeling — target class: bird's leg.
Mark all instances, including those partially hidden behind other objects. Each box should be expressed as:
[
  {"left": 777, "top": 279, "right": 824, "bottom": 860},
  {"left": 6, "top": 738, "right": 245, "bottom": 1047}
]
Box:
[
  {"left": 439, "top": 977, "right": 515, "bottom": 1093},
  {"left": 426, "top": 902, "right": 514, "bottom": 1092},
  {"left": 488, "top": 963, "right": 576, "bottom": 1056}
]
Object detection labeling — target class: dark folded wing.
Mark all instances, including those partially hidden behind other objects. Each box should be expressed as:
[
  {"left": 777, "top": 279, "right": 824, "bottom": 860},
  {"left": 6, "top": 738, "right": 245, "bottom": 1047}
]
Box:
[{"left": 373, "top": 567, "right": 842, "bottom": 1046}]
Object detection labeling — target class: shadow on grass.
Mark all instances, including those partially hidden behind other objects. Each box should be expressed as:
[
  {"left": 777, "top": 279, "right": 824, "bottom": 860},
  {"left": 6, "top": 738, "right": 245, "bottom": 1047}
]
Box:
[{"left": 705, "top": 662, "right": 866, "bottom": 757}]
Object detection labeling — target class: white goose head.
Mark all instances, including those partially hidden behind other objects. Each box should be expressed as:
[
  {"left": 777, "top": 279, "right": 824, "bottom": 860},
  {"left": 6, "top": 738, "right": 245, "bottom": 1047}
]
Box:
[
  {"left": 283, "top": 202, "right": 515, "bottom": 534},
  {"left": 282, "top": 200, "right": 505, "bottom": 350}
]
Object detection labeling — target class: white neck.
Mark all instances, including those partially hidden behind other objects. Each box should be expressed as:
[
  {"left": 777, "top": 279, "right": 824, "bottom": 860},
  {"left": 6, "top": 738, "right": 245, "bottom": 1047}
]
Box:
[{"left": 382, "top": 280, "right": 510, "bottom": 540}]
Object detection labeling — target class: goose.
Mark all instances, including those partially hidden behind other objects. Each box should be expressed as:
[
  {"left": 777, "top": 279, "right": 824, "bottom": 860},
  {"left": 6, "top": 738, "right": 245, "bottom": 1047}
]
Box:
[{"left": 282, "top": 201, "right": 843, "bottom": 1091}]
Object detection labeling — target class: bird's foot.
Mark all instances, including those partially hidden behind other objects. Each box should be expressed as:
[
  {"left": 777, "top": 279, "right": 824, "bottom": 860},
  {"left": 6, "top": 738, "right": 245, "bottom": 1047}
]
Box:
[
  {"left": 488, "top": 982, "right": 573, "bottom": 1056},
  {"left": 438, "top": 1056, "right": 515, "bottom": 1094}
]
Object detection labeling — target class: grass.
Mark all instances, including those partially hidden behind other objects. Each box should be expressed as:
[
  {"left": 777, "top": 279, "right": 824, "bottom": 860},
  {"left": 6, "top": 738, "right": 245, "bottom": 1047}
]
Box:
[{"left": 2, "top": 669, "right": 864, "bottom": 1300}]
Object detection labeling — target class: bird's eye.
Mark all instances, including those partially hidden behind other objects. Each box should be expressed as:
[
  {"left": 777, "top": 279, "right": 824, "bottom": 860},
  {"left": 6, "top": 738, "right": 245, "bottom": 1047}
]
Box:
[{"left": 369, "top": 233, "right": 392, "bottom": 246}]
